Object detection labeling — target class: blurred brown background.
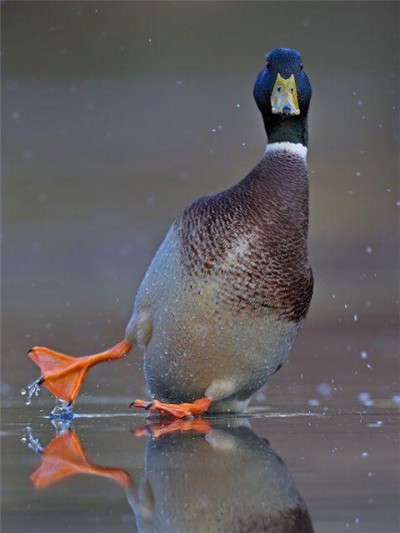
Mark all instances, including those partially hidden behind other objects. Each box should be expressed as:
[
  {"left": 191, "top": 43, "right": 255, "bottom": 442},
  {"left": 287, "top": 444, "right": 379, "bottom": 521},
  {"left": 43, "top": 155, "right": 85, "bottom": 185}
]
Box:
[{"left": 2, "top": 1, "right": 399, "bottom": 403}]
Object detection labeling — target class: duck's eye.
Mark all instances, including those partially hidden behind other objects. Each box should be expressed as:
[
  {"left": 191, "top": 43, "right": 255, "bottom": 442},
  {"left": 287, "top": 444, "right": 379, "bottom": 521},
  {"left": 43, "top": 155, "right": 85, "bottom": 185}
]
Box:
[
  {"left": 290, "top": 87, "right": 294, "bottom": 93},
  {"left": 277, "top": 86, "right": 282, "bottom": 92},
  {"left": 300, "top": 63, "right": 304, "bottom": 71},
  {"left": 265, "top": 61, "right": 270, "bottom": 70}
]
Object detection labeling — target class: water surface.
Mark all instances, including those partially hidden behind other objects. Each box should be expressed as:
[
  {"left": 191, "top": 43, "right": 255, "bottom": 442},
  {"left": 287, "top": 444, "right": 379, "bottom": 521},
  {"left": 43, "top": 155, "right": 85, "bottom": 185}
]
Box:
[{"left": 2, "top": 395, "right": 399, "bottom": 532}]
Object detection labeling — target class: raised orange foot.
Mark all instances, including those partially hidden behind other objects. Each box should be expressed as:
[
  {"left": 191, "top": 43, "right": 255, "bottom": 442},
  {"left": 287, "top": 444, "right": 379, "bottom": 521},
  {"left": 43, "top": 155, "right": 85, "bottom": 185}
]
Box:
[
  {"left": 27, "top": 340, "right": 131, "bottom": 403},
  {"left": 131, "top": 397, "right": 212, "bottom": 419}
]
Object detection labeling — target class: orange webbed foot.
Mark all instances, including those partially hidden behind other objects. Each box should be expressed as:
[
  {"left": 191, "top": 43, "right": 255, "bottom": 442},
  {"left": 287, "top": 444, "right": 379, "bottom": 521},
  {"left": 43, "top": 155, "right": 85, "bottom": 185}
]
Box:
[
  {"left": 131, "top": 397, "right": 212, "bottom": 419},
  {"left": 26, "top": 340, "right": 131, "bottom": 403}
]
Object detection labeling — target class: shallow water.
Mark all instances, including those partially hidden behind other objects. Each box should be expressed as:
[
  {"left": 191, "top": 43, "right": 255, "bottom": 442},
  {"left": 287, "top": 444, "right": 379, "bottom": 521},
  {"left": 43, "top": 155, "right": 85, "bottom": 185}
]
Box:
[{"left": 2, "top": 394, "right": 399, "bottom": 533}]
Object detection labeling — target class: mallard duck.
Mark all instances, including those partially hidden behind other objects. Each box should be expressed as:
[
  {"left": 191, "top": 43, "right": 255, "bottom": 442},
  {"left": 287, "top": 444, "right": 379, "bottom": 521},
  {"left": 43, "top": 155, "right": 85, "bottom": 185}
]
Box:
[{"left": 27, "top": 47, "right": 313, "bottom": 417}]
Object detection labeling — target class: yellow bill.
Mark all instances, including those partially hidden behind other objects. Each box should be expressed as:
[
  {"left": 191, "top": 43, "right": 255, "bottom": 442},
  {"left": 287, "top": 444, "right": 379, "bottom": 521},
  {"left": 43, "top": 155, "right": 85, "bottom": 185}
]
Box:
[{"left": 270, "top": 73, "right": 300, "bottom": 116}]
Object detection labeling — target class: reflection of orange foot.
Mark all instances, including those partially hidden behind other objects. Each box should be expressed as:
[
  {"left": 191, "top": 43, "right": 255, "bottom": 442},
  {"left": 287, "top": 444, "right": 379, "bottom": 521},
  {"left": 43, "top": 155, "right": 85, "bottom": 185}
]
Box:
[
  {"left": 30, "top": 430, "right": 131, "bottom": 489},
  {"left": 131, "top": 397, "right": 212, "bottom": 419},
  {"left": 135, "top": 418, "right": 212, "bottom": 438},
  {"left": 28, "top": 340, "right": 131, "bottom": 403}
]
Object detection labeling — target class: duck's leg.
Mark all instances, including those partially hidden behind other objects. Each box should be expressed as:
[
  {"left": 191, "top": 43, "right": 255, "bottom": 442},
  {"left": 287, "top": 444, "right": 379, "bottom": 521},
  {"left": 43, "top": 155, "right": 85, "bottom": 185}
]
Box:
[
  {"left": 132, "top": 397, "right": 212, "bottom": 419},
  {"left": 28, "top": 340, "right": 132, "bottom": 404},
  {"left": 132, "top": 378, "right": 237, "bottom": 419}
]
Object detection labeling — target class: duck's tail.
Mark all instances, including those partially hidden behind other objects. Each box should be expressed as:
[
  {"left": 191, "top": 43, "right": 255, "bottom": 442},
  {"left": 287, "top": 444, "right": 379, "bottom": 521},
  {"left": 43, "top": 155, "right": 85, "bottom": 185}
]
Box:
[{"left": 27, "top": 340, "right": 132, "bottom": 404}]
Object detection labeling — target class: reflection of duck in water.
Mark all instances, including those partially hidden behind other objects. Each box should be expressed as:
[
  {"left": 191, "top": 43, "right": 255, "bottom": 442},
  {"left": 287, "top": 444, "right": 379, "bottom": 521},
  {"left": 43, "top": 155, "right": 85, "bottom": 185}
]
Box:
[
  {"left": 26, "top": 420, "right": 314, "bottom": 532},
  {"left": 25, "top": 426, "right": 131, "bottom": 490},
  {"left": 27, "top": 47, "right": 313, "bottom": 418}
]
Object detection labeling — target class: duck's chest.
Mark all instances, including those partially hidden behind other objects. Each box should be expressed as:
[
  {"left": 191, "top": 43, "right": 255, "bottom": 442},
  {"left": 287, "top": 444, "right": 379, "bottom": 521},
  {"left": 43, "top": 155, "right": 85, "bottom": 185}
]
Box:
[{"left": 177, "top": 163, "right": 313, "bottom": 323}]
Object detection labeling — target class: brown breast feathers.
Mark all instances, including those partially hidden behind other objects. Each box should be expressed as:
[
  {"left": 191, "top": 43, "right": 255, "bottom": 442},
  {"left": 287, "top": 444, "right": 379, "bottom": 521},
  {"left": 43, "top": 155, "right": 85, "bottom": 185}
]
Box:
[{"left": 177, "top": 151, "right": 313, "bottom": 323}]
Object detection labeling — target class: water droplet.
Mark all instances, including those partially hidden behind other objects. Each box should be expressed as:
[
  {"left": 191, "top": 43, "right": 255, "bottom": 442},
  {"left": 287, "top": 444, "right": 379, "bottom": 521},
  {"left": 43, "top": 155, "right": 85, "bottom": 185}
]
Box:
[
  {"left": 316, "top": 383, "right": 332, "bottom": 397},
  {"left": 358, "top": 392, "right": 371, "bottom": 402},
  {"left": 360, "top": 351, "right": 368, "bottom": 359},
  {"left": 21, "top": 427, "right": 44, "bottom": 453},
  {"left": 236, "top": 103, "right": 241, "bottom": 108},
  {"left": 22, "top": 379, "right": 42, "bottom": 405},
  {"left": 367, "top": 421, "right": 382, "bottom": 428},
  {"left": 353, "top": 314, "right": 358, "bottom": 322},
  {"left": 355, "top": 170, "right": 361, "bottom": 176},
  {"left": 365, "top": 246, "right": 372, "bottom": 253},
  {"left": 308, "top": 399, "right": 319, "bottom": 407},
  {"left": 391, "top": 394, "right": 400, "bottom": 405}
]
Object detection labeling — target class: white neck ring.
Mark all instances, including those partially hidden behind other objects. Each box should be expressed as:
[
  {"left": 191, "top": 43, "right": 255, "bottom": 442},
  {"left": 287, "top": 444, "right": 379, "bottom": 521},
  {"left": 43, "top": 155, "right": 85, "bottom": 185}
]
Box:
[{"left": 265, "top": 141, "right": 308, "bottom": 159}]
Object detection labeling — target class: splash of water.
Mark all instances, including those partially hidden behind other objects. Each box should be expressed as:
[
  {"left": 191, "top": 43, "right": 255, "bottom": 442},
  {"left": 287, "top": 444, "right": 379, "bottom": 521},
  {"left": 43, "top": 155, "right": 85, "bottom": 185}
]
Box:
[
  {"left": 50, "top": 398, "right": 74, "bottom": 422},
  {"left": 20, "top": 377, "right": 44, "bottom": 405},
  {"left": 51, "top": 416, "right": 73, "bottom": 434},
  {"left": 20, "top": 426, "right": 44, "bottom": 454}
]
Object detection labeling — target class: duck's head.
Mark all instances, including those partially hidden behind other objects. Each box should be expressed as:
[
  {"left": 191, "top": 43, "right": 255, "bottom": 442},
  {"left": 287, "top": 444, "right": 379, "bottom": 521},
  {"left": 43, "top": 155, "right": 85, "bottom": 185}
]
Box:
[{"left": 254, "top": 48, "right": 312, "bottom": 146}]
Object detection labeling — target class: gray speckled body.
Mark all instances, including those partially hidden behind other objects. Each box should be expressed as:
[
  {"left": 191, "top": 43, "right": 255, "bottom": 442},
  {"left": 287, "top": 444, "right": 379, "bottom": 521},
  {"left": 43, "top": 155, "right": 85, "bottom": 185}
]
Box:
[{"left": 126, "top": 145, "right": 313, "bottom": 412}]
